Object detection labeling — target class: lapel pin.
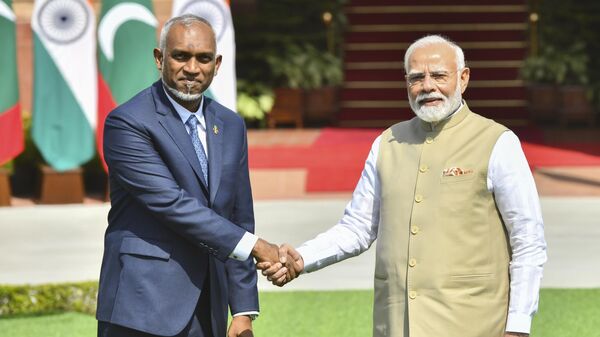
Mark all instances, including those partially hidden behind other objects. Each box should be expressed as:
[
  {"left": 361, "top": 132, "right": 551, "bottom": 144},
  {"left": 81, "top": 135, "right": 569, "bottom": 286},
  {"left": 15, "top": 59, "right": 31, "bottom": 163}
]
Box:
[{"left": 213, "top": 125, "right": 219, "bottom": 134}]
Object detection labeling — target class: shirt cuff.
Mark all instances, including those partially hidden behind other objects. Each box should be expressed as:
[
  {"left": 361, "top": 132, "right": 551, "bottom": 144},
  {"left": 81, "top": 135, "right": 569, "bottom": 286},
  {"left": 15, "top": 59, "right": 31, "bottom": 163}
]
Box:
[
  {"left": 229, "top": 232, "right": 258, "bottom": 261},
  {"left": 232, "top": 311, "right": 259, "bottom": 320},
  {"left": 296, "top": 245, "right": 318, "bottom": 273},
  {"left": 506, "top": 312, "right": 532, "bottom": 334}
]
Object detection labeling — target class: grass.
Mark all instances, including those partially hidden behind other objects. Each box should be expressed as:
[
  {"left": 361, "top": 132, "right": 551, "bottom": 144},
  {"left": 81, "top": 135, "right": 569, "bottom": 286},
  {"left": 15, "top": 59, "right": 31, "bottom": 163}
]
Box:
[
  {"left": 253, "top": 291, "right": 373, "bottom": 337},
  {"left": 0, "top": 312, "right": 96, "bottom": 337},
  {"left": 0, "top": 289, "right": 598, "bottom": 337},
  {"left": 532, "top": 289, "right": 600, "bottom": 337}
]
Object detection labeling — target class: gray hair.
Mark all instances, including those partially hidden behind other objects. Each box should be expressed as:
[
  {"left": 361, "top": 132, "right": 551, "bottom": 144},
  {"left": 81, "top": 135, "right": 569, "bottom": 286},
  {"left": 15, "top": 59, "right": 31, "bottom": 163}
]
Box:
[
  {"left": 404, "top": 35, "right": 465, "bottom": 72},
  {"left": 158, "top": 14, "right": 216, "bottom": 54}
]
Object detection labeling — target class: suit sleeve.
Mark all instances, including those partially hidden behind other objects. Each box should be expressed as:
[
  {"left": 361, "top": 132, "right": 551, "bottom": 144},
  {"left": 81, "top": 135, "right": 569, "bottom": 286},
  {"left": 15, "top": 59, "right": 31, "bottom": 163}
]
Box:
[
  {"left": 103, "top": 110, "right": 246, "bottom": 262},
  {"left": 226, "top": 123, "right": 259, "bottom": 315}
]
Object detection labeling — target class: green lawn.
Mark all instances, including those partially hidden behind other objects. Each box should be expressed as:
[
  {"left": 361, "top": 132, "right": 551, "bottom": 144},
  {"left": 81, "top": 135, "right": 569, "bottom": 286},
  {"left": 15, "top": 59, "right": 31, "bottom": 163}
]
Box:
[
  {"left": 0, "top": 289, "right": 598, "bottom": 337},
  {"left": 0, "top": 312, "right": 96, "bottom": 337}
]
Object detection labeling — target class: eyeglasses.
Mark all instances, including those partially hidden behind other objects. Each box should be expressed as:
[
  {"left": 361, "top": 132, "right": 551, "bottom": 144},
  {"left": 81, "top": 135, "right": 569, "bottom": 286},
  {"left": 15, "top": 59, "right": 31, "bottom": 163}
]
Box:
[{"left": 405, "top": 69, "right": 461, "bottom": 87}]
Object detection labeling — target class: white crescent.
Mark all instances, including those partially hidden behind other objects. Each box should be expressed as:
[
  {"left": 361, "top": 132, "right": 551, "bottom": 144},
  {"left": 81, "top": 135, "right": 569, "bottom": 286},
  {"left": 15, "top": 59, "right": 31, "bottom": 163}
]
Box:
[
  {"left": 0, "top": 1, "right": 16, "bottom": 22},
  {"left": 98, "top": 2, "right": 157, "bottom": 61}
]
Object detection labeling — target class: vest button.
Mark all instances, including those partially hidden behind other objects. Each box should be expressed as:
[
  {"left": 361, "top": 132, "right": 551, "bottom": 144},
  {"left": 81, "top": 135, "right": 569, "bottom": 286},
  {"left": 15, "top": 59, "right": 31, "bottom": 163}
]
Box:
[
  {"left": 415, "top": 194, "right": 423, "bottom": 203},
  {"left": 419, "top": 165, "right": 428, "bottom": 173},
  {"left": 409, "top": 290, "right": 417, "bottom": 299},
  {"left": 425, "top": 137, "right": 433, "bottom": 144},
  {"left": 409, "top": 258, "right": 417, "bottom": 267},
  {"left": 411, "top": 226, "right": 420, "bottom": 235}
]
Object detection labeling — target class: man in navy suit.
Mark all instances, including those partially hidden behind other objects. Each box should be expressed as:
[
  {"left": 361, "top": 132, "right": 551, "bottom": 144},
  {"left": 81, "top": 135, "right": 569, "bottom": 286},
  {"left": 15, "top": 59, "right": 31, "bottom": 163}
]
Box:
[{"left": 96, "top": 14, "right": 290, "bottom": 337}]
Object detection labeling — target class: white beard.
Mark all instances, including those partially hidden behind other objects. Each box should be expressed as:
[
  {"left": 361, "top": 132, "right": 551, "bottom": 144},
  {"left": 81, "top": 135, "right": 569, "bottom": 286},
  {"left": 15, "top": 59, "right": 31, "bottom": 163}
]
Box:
[
  {"left": 162, "top": 79, "right": 203, "bottom": 102},
  {"left": 409, "top": 83, "right": 462, "bottom": 123}
]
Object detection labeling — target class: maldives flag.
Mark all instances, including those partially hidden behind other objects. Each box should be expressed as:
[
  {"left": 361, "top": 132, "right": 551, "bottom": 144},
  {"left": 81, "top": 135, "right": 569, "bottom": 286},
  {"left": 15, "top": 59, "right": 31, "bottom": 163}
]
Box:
[
  {"left": 31, "top": 0, "right": 97, "bottom": 171},
  {"left": 172, "top": 0, "right": 237, "bottom": 111},
  {"left": 97, "top": 0, "right": 158, "bottom": 168},
  {"left": 0, "top": 0, "right": 24, "bottom": 165}
]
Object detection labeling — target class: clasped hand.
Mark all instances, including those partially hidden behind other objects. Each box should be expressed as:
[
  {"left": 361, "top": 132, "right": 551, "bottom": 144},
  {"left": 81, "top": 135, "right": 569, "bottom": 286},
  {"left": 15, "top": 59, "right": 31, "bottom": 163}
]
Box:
[{"left": 254, "top": 241, "right": 304, "bottom": 287}]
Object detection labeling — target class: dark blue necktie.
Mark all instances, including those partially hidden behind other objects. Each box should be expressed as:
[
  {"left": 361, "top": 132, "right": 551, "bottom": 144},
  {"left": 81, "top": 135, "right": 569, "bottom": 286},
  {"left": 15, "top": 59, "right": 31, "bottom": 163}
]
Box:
[{"left": 186, "top": 115, "right": 209, "bottom": 184}]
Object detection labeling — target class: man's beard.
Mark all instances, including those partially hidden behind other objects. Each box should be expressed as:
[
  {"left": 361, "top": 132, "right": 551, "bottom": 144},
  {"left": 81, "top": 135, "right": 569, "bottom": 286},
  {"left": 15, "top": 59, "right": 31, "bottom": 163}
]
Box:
[
  {"left": 161, "top": 78, "right": 202, "bottom": 102},
  {"left": 408, "top": 82, "right": 462, "bottom": 123}
]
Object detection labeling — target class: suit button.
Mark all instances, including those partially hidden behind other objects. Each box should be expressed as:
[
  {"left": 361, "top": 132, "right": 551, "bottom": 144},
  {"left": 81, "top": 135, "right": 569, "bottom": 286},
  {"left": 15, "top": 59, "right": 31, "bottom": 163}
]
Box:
[
  {"left": 411, "top": 226, "right": 420, "bottom": 235},
  {"left": 415, "top": 194, "right": 423, "bottom": 203},
  {"left": 409, "top": 258, "right": 417, "bottom": 267},
  {"left": 425, "top": 137, "right": 433, "bottom": 144},
  {"left": 419, "top": 165, "right": 428, "bottom": 173},
  {"left": 409, "top": 290, "right": 417, "bottom": 299}
]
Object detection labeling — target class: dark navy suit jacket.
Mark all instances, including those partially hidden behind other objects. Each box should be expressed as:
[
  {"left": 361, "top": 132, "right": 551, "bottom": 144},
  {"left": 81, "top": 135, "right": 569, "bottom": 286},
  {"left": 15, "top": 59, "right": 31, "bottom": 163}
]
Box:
[{"left": 96, "top": 81, "right": 258, "bottom": 337}]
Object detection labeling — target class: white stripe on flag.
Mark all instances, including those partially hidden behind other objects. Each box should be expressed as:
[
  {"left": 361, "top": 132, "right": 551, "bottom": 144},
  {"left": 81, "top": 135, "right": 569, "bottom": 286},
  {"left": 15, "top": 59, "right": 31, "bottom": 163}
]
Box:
[
  {"left": 0, "top": 1, "right": 16, "bottom": 22},
  {"left": 31, "top": 0, "right": 97, "bottom": 129}
]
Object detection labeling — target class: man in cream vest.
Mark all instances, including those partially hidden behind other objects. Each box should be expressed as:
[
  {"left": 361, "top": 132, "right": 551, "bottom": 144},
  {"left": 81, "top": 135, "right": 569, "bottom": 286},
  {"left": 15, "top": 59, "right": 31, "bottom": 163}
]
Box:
[{"left": 259, "top": 35, "right": 547, "bottom": 337}]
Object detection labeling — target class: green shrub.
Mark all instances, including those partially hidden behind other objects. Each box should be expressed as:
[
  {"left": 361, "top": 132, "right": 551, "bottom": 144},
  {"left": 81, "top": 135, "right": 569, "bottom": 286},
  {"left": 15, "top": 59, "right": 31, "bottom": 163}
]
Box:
[
  {"left": 237, "top": 80, "right": 274, "bottom": 123},
  {"left": 0, "top": 282, "right": 98, "bottom": 316}
]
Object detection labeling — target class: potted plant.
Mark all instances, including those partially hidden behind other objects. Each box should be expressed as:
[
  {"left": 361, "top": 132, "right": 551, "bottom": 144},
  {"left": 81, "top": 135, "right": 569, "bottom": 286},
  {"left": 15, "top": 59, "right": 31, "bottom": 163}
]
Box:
[
  {"left": 521, "top": 45, "right": 563, "bottom": 123},
  {"left": 521, "top": 42, "right": 594, "bottom": 126},
  {"left": 523, "top": 0, "right": 598, "bottom": 127},
  {"left": 232, "top": 0, "right": 347, "bottom": 128},
  {"left": 264, "top": 44, "right": 307, "bottom": 128},
  {"left": 301, "top": 44, "right": 342, "bottom": 126},
  {"left": 265, "top": 43, "right": 342, "bottom": 128},
  {"left": 553, "top": 42, "right": 594, "bottom": 126}
]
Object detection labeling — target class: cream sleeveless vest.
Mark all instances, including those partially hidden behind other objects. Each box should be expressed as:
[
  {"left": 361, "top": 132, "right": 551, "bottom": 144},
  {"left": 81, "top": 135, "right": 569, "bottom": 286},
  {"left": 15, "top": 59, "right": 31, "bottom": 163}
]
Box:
[{"left": 373, "top": 104, "right": 510, "bottom": 337}]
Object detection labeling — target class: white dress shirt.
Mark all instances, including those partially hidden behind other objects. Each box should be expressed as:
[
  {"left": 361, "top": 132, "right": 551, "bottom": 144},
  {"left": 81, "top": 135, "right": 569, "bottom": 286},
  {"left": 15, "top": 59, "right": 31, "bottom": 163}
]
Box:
[
  {"left": 296, "top": 130, "right": 547, "bottom": 334},
  {"left": 163, "top": 88, "right": 259, "bottom": 263}
]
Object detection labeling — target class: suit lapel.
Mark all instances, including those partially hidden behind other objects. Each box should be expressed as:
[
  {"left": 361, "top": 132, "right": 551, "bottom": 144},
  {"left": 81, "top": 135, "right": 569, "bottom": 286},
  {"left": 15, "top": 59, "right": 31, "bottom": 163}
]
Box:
[
  {"left": 152, "top": 82, "right": 209, "bottom": 193},
  {"left": 204, "top": 99, "right": 223, "bottom": 203}
]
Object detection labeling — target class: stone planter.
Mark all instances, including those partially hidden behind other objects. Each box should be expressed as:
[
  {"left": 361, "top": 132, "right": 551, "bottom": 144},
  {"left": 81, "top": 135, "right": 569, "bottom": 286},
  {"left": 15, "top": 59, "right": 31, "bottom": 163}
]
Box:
[
  {"left": 559, "top": 85, "right": 595, "bottom": 126},
  {"left": 304, "top": 86, "right": 339, "bottom": 126},
  {"left": 267, "top": 88, "right": 304, "bottom": 128},
  {"left": 527, "top": 84, "right": 559, "bottom": 123},
  {"left": 39, "top": 165, "right": 84, "bottom": 204},
  {"left": 0, "top": 169, "right": 11, "bottom": 206}
]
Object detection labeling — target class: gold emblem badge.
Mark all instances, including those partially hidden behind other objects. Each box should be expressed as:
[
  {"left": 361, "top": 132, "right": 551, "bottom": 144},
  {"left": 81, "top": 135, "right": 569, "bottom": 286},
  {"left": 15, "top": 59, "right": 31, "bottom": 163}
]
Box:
[{"left": 213, "top": 125, "right": 219, "bottom": 134}]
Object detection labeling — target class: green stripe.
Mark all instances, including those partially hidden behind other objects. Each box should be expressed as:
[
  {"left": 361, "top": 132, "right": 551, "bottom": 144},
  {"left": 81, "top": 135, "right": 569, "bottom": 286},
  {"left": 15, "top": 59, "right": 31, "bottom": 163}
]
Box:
[
  {"left": 0, "top": 5, "right": 18, "bottom": 113},
  {"left": 32, "top": 34, "right": 95, "bottom": 171},
  {"left": 99, "top": 0, "right": 158, "bottom": 104}
]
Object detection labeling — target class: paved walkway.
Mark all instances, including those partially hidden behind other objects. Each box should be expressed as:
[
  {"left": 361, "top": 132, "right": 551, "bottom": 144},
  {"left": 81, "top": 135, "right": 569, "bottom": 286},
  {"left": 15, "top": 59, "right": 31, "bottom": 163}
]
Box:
[{"left": 0, "top": 197, "right": 599, "bottom": 290}]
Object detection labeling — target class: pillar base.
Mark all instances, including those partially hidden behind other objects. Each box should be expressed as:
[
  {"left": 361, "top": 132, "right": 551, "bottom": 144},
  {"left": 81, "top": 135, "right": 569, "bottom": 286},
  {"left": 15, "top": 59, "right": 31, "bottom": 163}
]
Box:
[
  {"left": 39, "top": 165, "right": 84, "bottom": 204},
  {"left": 0, "top": 169, "right": 11, "bottom": 206}
]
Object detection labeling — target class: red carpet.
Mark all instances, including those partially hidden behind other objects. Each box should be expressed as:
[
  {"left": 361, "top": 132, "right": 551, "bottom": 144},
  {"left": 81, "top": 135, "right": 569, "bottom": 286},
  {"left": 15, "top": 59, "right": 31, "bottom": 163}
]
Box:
[
  {"left": 522, "top": 142, "right": 600, "bottom": 169},
  {"left": 249, "top": 128, "right": 600, "bottom": 192}
]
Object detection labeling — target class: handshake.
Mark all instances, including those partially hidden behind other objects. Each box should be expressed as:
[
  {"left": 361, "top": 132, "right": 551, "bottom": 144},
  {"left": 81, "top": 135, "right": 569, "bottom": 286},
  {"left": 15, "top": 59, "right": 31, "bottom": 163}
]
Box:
[{"left": 251, "top": 239, "right": 304, "bottom": 287}]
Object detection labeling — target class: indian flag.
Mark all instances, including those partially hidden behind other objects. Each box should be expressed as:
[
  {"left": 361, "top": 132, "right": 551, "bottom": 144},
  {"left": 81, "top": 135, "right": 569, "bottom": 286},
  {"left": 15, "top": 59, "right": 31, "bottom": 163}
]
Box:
[
  {"left": 31, "top": 0, "right": 97, "bottom": 171},
  {"left": 97, "top": 0, "right": 158, "bottom": 169},
  {"left": 0, "top": 0, "right": 24, "bottom": 165},
  {"left": 172, "top": 0, "right": 237, "bottom": 111}
]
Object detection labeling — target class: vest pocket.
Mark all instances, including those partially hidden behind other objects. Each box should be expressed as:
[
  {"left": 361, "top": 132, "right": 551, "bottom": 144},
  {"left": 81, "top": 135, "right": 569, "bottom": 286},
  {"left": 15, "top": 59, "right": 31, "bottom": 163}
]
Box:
[
  {"left": 440, "top": 171, "right": 477, "bottom": 183},
  {"left": 449, "top": 272, "right": 494, "bottom": 281}
]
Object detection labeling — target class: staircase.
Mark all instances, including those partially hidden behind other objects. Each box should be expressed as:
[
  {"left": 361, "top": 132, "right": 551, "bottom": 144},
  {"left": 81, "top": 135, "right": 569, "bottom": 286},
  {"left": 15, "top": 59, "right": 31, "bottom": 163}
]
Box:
[{"left": 338, "top": 0, "right": 530, "bottom": 127}]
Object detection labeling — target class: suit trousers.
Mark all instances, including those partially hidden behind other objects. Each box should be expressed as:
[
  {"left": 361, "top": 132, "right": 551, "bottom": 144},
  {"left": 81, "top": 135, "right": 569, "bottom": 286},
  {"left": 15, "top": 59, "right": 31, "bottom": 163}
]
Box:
[{"left": 98, "top": 276, "right": 214, "bottom": 337}]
